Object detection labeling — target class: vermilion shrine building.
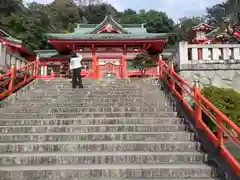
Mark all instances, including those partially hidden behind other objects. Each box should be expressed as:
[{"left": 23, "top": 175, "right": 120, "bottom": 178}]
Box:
[
  {"left": 0, "top": 29, "right": 35, "bottom": 73},
  {"left": 35, "top": 14, "right": 169, "bottom": 78},
  {"left": 188, "top": 23, "right": 240, "bottom": 44}
]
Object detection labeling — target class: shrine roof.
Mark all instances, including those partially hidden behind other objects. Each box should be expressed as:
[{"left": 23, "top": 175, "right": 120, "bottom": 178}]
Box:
[
  {"left": 0, "top": 29, "right": 35, "bottom": 56},
  {"left": 89, "top": 14, "right": 128, "bottom": 34},
  {"left": 162, "top": 48, "right": 176, "bottom": 58},
  {"left": 78, "top": 23, "right": 143, "bottom": 28},
  {"left": 46, "top": 33, "right": 169, "bottom": 40},
  {"left": 34, "top": 50, "right": 59, "bottom": 58},
  {"left": 206, "top": 28, "right": 220, "bottom": 38},
  {"left": 0, "top": 29, "right": 22, "bottom": 44},
  {"left": 192, "top": 23, "right": 215, "bottom": 31},
  {"left": 46, "top": 14, "right": 168, "bottom": 40},
  {"left": 34, "top": 49, "right": 72, "bottom": 59}
]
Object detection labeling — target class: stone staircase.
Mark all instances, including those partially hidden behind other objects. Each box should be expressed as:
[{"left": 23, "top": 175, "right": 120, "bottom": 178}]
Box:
[{"left": 0, "top": 79, "right": 217, "bottom": 180}]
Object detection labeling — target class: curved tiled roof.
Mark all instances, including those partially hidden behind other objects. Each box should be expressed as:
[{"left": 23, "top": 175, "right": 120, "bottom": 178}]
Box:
[
  {"left": 46, "top": 14, "right": 168, "bottom": 40},
  {"left": 89, "top": 14, "right": 129, "bottom": 34},
  {"left": 46, "top": 33, "right": 169, "bottom": 40},
  {"left": 0, "top": 29, "right": 22, "bottom": 44}
]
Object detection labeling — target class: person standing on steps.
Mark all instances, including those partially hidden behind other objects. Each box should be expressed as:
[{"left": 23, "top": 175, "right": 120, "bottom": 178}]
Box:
[{"left": 69, "top": 52, "right": 84, "bottom": 89}]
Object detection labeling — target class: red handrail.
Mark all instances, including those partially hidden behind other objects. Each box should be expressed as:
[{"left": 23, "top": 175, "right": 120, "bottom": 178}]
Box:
[
  {"left": 0, "top": 59, "right": 39, "bottom": 100},
  {"left": 158, "top": 58, "right": 240, "bottom": 176}
]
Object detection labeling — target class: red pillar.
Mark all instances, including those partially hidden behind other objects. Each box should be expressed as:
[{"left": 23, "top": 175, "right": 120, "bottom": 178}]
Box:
[
  {"left": 120, "top": 55, "right": 127, "bottom": 78},
  {"left": 122, "top": 45, "right": 127, "bottom": 78},
  {"left": 95, "top": 56, "right": 100, "bottom": 79},
  {"left": 158, "top": 54, "right": 163, "bottom": 77},
  {"left": 197, "top": 48, "right": 202, "bottom": 60},
  {"left": 91, "top": 56, "right": 96, "bottom": 79},
  {"left": 92, "top": 44, "right": 96, "bottom": 56},
  {"left": 92, "top": 55, "right": 99, "bottom": 79}
]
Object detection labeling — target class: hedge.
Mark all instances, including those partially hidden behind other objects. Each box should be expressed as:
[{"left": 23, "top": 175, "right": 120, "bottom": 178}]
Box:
[{"left": 200, "top": 86, "right": 240, "bottom": 132}]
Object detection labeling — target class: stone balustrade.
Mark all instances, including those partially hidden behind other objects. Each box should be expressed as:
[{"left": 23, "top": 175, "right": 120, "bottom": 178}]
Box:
[
  {"left": 173, "top": 41, "right": 240, "bottom": 67},
  {"left": 170, "top": 41, "right": 240, "bottom": 91},
  {"left": 0, "top": 42, "right": 27, "bottom": 73}
]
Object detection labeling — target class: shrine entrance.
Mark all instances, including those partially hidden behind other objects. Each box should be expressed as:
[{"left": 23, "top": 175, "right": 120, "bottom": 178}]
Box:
[
  {"left": 103, "top": 72, "right": 117, "bottom": 79},
  {"left": 98, "top": 62, "right": 121, "bottom": 78}
]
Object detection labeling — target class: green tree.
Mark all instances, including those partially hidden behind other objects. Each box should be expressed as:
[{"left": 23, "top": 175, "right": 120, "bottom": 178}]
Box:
[
  {"left": 84, "top": 3, "right": 118, "bottom": 23},
  {"left": 174, "top": 16, "right": 203, "bottom": 41},
  {"left": 118, "top": 9, "right": 174, "bottom": 33}
]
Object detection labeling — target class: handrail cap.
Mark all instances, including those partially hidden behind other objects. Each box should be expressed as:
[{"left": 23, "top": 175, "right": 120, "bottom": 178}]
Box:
[{"left": 194, "top": 79, "right": 200, "bottom": 88}]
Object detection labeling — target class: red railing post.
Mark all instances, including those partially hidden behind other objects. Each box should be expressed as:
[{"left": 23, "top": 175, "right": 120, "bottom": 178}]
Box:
[
  {"left": 8, "top": 65, "right": 16, "bottom": 95},
  {"left": 194, "top": 80, "right": 202, "bottom": 128},
  {"left": 216, "top": 116, "right": 224, "bottom": 146},
  {"left": 24, "top": 66, "right": 28, "bottom": 83},
  {"left": 158, "top": 54, "right": 163, "bottom": 77},
  {"left": 180, "top": 81, "right": 185, "bottom": 100},
  {"left": 169, "top": 61, "right": 175, "bottom": 91},
  {"left": 34, "top": 56, "right": 39, "bottom": 78}
]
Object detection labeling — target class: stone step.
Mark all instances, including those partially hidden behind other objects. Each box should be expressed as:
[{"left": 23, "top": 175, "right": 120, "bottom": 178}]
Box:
[
  {"left": 2, "top": 178, "right": 214, "bottom": 180},
  {"left": 0, "top": 141, "right": 201, "bottom": 153},
  {"left": 38, "top": 89, "right": 142, "bottom": 93},
  {"left": 44, "top": 90, "right": 142, "bottom": 94},
  {"left": 0, "top": 152, "right": 206, "bottom": 165},
  {"left": 45, "top": 88, "right": 142, "bottom": 91},
  {"left": 0, "top": 124, "right": 187, "bottom": 133},
  {"left": 41, "top": 89, "right": 142, "bottom": 92},
  {"left": 2, "top": 106, "right": 174, "bottom": 114},
  {"left": 4, "top": 103, "right": 169, "bottom": 110},
  {"left": 35, "top": 85, "right": 139, "bottom": 88},
  {"left": 0, "top": 164, "right": 215, "bottom": 179},
  {"left": 7, "top": 102, "right": 168, "bottom": 107},
  {"left": 23, "top": 96, "right": 146, "bottom": 100},
  {"left": 0, "top": 117, "right": 183, "bottom": 126},
  {"left": 16, "top": 99, "right": 148, "bottom": 104},
  {"left": 2, "top": 106, "right": 174, "bottom": 113},
  {"left": 44, "top": 95, "right": 145, "bottom": 98},
  {"left": 17, "top": 98, "right": 147, "bottom": 102},
  {"left": 34, "top": 85, "right": 139, "bottom": 89},
  {"left": 14, "top": 107, "right": 172, "bottom": 113},
  {"left": 0, "top": 132, "right": 195, "bottom": 142},
  {"left": 0, "top": 112, "right": 178, "bottom": 119}
]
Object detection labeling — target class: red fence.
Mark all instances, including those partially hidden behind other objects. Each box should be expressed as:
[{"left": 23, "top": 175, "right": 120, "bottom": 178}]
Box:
[
  {"left": 159, "top": 58, "right": 240, "bottom": 176},
  {"left": 0, "top": 60, "right": 39, "bottom": 100}
]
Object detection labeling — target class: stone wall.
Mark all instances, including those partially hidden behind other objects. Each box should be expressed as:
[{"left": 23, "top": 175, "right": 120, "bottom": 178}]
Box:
[{"left": 179, "top": 61, "right": 240, "bottom": 91}]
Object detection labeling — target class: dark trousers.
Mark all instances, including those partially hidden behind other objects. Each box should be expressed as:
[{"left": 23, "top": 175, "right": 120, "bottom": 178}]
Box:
[{"left": 72, "top": 68, "right": 83, "bottom": 88}]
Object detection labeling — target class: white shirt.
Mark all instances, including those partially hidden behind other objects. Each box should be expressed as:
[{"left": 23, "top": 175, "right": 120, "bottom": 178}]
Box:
[{"left": 69, "top": 54, "right": 83, "bottom": 70}]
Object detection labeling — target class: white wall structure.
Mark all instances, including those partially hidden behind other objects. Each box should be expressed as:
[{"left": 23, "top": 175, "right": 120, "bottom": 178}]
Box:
[
  {"left": 171, "top": 41, "right": 240, "bottom": 91},
  {"left": 0, "top": 42, "right": 27, "bottom": 73}
]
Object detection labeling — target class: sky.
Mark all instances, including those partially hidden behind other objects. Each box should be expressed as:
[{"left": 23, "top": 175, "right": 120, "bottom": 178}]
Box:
[{"left": 30, "top": 0, "right": 224, "bottom": 21}]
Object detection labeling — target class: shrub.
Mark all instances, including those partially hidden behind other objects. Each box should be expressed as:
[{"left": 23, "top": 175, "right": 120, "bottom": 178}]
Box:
[{"left": 200, "top": 86, "right": 240, "bottom": 132}]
